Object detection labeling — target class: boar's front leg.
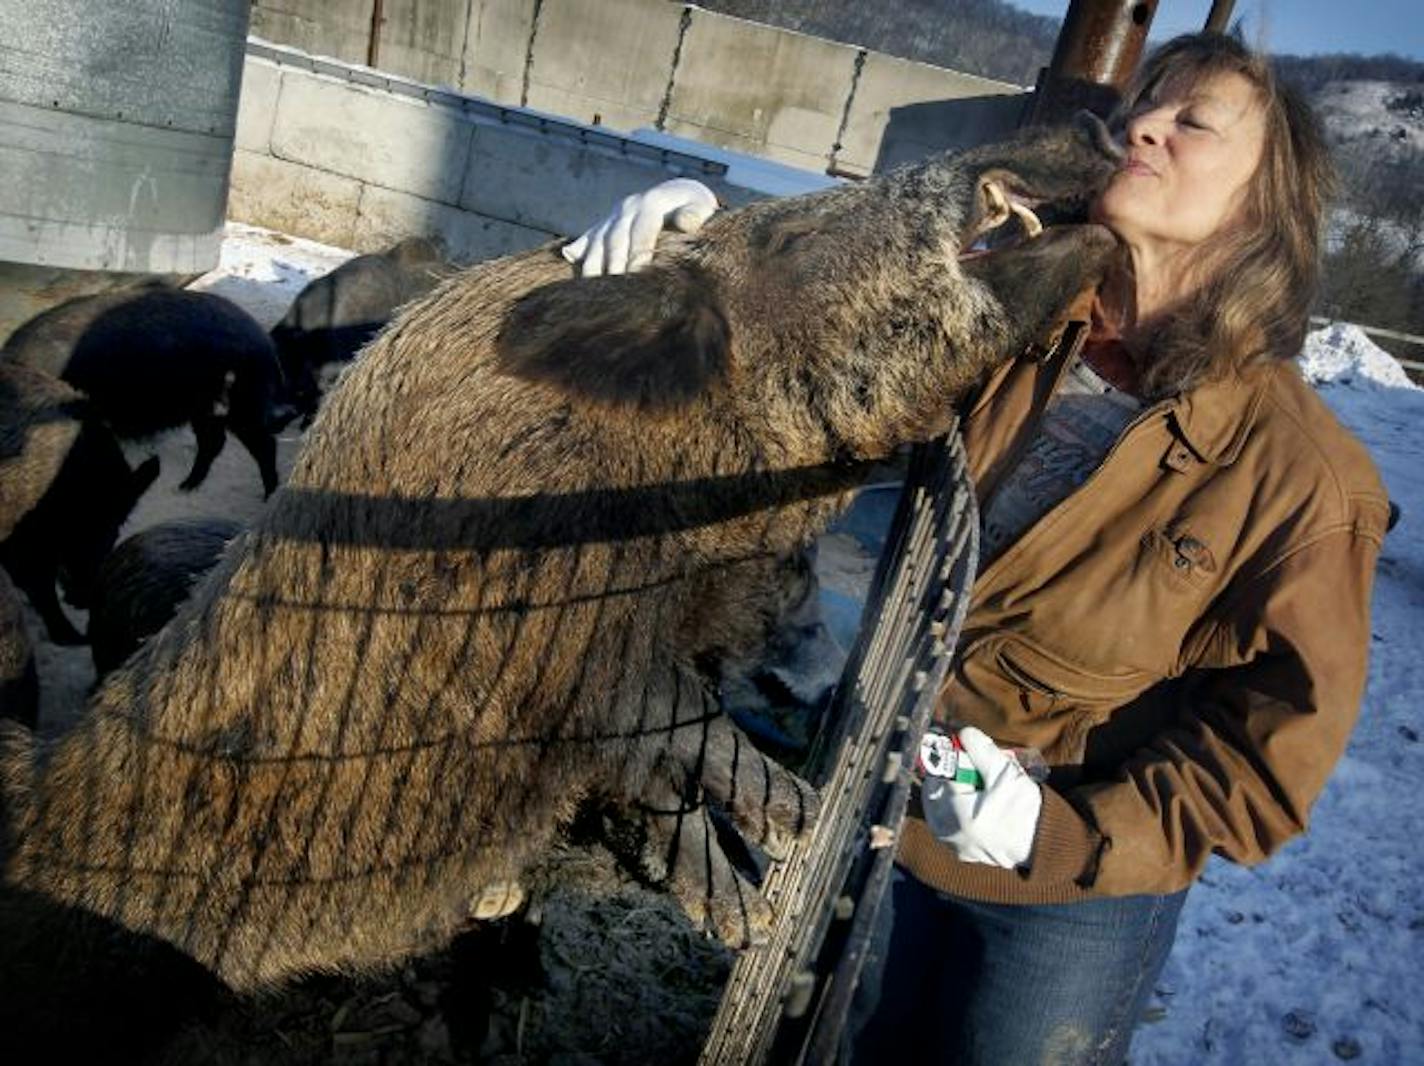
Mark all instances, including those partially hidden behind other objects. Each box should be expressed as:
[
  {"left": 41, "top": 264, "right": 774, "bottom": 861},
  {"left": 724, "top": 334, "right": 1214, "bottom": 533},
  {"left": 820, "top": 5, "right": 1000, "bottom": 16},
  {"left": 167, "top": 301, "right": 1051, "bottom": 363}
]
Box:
[
  {"left": 607, "top": 669, "right": 820, "bottom": 947},
  {"left": 624, "top": 760, "right": 778, "bottom": 947},
  {"left": 657, "top": 709, "right": 819, "bottom": 861}
]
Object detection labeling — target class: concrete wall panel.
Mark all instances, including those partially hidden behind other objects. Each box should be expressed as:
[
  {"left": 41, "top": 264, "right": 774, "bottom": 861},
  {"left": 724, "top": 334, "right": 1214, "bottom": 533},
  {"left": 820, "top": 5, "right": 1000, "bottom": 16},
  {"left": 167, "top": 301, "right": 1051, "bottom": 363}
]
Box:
[
  {"left": 377, "top": 0, "right": 469, "bottom": 89},
  {"left": 229, "top": 148, "right": 364, "bottom": 248},
  {"left": 0, "top": 0, "right": 250, "bottom": 274},
  {"left": 664, "top": 10, "right": 858, "bottom": 170},
  {"left": 250, "top": 0, "right": 375, "bottom": 65},
  {"left": 839, "top": 53, "right": 1024, "bottom": 176},
  {"left": 458, "top": 121, "right": 697, "bottom": 234},
  {"left": 524, "top": 0, "right": 683, "bottom": 132},
  {"left": 460, "top": 0, "right": 537, "bottom": 105},
  {"left": 247, "top": 1, "right": 1032, "bottom": 178},
  {"left": 354, "top": 184, "right": 552, "bottom": 261},
  {"left": 235, "top": 60, "right": 282, "bottom": 153},
  {"left": 270, "top": 74, "right": 474, "bottom": 203}
]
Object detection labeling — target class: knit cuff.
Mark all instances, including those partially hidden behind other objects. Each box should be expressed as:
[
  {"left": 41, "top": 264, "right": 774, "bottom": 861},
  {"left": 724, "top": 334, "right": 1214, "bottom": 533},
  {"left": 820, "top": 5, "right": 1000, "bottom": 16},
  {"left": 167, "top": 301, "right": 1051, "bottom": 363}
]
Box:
[{"left": 1024, "top": 787, "right": 1103, "bottom": 887}]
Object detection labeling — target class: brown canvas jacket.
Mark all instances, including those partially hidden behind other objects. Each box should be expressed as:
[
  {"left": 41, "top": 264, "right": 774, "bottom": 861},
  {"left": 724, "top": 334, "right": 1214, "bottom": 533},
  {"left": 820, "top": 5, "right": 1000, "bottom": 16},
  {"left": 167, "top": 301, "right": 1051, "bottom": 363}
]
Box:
[{"left": 896, "top": 308, "right": 1390, "bottom": 904}]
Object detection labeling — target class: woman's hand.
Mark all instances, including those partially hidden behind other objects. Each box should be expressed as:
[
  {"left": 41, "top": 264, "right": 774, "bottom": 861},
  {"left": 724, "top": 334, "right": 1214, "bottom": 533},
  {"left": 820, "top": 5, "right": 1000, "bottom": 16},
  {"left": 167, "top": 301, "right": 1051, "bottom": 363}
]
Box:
[
  {"left": 923, "top": 727, "right": 1043, "bottom": 870},
  {"left": 562, "top": 178, "right": 719, "bottom": 277}
]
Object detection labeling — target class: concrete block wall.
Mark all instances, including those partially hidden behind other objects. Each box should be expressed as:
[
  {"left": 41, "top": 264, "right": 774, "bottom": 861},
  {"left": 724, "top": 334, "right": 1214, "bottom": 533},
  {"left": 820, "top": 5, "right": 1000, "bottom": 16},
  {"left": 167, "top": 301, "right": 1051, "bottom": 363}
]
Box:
[
  {"left": 664, "top": 11, "right": 860, "bottom": 171},
  {"left": 230, "top": 42, "right": 764, "bottom": 261},
  {"left": 250, "top": 0, "right": 377, "bottom": 66},
  {"left": 524, "top": 0, "right": 685, "bottom": 134},
  {"left": 248, "top": 0, "right": 1028, "bottom": 178}
]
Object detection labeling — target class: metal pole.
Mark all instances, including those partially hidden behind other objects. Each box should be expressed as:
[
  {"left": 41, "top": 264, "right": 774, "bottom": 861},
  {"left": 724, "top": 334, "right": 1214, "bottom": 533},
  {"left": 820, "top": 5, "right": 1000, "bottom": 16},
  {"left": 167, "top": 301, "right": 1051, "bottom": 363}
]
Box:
[
  {"left": 1029, "top": 0, "right": 1160, "bottom": 123},
  {"left": 1205, "top": 0, "right": 1237, "bottom": 33}
]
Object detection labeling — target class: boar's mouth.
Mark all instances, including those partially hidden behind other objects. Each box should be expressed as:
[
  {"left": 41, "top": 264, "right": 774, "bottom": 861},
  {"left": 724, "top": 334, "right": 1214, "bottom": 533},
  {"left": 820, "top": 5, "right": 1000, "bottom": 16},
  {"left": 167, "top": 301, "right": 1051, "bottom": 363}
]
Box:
[{"left": 957, "top": 172, "right": 1097, "bottom": 262}]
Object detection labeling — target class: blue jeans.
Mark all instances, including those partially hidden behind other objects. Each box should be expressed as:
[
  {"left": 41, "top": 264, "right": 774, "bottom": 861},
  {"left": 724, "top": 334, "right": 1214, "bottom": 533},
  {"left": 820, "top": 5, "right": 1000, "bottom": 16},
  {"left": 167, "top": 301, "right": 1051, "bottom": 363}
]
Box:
[{"left": 844, "top": 865, "right": 1188, "bottom": 1066}]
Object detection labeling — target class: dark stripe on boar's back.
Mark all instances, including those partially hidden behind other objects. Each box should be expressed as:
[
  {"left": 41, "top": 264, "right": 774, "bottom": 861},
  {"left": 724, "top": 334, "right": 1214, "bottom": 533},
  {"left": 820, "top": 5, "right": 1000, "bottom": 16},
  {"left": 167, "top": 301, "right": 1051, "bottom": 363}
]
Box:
[{"left": 496, "top": 262, "right": 730, "bottom": 412}]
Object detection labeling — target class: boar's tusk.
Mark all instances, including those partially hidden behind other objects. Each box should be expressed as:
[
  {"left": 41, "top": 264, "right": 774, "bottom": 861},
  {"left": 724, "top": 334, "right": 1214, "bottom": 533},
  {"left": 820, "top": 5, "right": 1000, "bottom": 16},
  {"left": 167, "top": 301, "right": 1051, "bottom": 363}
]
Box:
[
  {"left": 981, "top": 180, "right": 1011, "bottom": 231},
  {"left": 1009, "top": 200, "right": 1043, "bottom": 239}
]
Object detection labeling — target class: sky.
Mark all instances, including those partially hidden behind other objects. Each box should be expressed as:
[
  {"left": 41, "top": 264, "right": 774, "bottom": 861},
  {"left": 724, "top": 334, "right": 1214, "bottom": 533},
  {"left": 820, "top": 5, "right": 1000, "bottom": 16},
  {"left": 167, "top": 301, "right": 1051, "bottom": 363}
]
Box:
[{"left": 1010, "top": 1, "right": 1424, "bottom": 60}]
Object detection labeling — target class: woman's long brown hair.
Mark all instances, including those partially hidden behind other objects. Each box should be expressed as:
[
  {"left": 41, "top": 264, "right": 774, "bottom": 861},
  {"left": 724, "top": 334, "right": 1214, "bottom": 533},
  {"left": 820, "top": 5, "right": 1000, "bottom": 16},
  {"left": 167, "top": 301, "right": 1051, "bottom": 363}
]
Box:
[{"left": 1114, "top": 34, "right": 1337, "bottom": 399}]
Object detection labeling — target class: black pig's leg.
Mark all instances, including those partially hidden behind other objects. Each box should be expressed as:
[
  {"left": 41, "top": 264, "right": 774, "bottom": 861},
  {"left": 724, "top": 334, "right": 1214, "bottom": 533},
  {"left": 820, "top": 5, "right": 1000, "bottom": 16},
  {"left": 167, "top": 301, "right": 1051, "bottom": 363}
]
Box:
[
  {"left": 230, "top": 422, "right": 279, "bottom": 497},
  {"left": 181, "top": 414, "right": 227, "bottom": 492},
  {"left": 14, "top": 567, "right": 84, "bottom": 645}
]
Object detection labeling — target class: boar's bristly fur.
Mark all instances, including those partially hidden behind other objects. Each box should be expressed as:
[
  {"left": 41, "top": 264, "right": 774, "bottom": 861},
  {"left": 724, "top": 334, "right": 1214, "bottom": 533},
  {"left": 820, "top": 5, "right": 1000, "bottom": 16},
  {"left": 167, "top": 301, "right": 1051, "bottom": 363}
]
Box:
[
  {"left": 271, "top": 236, "right": 455, "bottom": 422},
  {"left": 0, "top": 120, "right": 1118, "bottom": 990}
]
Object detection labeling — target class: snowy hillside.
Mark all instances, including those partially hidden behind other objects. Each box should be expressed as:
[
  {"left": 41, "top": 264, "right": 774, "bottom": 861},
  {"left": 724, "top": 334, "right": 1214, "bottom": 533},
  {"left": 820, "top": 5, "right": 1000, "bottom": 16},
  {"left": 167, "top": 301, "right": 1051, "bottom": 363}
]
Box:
[
  {"left": 1313, "top": 78, "right": 1424, "bottom": 244},
  {"left": 1314, "top": 81, "right": 1424, "bottom": 162}
]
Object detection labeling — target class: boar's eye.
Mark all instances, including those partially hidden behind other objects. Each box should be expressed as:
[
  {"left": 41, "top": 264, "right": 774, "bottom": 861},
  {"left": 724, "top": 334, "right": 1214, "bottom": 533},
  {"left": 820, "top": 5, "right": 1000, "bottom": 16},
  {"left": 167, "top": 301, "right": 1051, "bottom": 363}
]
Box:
[{"left": 757, "top": 215, "right": 822, "bottom": 258}]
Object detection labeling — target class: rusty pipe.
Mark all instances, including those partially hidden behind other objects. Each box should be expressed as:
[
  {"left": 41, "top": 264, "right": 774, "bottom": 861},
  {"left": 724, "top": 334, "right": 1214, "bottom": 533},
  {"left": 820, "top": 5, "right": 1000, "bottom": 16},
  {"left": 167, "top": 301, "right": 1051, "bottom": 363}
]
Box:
[
  {"left": 1029, "top": 0, "right": 1159, "bottom": 123},
  {"left": 1204, "top": 0, "right": 1236, "bottom": 33},
  {"left": 1048, "top": 0, "right": 1160, "bottom": 87}
]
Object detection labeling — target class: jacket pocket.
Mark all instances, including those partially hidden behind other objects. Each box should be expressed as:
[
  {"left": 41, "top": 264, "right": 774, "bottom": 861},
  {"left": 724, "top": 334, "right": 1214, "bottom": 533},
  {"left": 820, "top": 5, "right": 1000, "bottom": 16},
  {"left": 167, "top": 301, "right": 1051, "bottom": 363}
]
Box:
[
  {"left": 1143, "top": 523, "right": 1221, "bottom": 594},
  {"left": 992, "top": 633, "right": 1154, "bottom": 707},
  {"left": 951, "top": 633, "right": 1158, "bottom": 765},
  {"left": 956, "top": 631, "right": 1154, "bottom": 717}
]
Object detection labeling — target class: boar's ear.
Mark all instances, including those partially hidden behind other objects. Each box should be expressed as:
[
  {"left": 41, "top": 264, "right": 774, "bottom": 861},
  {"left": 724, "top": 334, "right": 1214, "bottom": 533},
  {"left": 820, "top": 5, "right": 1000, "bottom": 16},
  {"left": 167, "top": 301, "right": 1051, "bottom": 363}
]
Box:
[{"left": 496, "top": 262, "right": 730, "bottom": 411}]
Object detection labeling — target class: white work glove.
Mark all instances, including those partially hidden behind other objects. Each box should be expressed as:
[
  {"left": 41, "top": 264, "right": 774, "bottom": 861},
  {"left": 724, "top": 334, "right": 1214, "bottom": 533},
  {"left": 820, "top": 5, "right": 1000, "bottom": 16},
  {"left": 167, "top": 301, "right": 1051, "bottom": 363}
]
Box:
[
  {"left": 562, "top": 178, "right": 719, "bottom": 277},
  {"left": 922, "top": 727, "right": 1043, "bottom": 870}
]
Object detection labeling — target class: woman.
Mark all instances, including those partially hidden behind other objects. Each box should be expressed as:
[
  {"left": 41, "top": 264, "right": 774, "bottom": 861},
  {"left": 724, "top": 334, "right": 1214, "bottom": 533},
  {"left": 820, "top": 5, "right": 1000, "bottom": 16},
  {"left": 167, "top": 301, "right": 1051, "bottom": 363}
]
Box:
[{"left": 568, "top": 33, "right": 1388, "bottom": 1065}]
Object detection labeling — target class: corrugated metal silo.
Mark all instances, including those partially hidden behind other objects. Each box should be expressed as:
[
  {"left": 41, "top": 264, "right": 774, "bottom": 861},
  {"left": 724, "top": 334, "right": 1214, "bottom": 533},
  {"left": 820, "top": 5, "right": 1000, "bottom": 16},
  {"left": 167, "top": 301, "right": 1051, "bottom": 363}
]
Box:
[{"left": 0, "top": 0, "right": 250, "bottom": 273}]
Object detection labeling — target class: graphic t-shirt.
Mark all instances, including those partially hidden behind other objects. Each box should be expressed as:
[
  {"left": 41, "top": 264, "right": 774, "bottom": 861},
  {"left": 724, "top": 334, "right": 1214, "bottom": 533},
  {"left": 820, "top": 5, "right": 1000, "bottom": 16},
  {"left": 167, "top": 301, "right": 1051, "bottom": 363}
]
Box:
[{"left": 979, "top": 350, "right": 1143, "bottom": 568}]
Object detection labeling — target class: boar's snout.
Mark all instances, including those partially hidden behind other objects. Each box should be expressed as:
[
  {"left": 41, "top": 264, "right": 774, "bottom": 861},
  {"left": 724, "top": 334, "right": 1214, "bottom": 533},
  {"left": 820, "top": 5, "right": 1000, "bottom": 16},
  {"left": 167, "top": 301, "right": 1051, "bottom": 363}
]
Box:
[
  {"left": 1075, "top": 109, "right": 1126, "bottom": 165},
  {"left": 955, "top": 114, "right": 1121, "bottom": 255},
  {"left": 948, "top": 115, "right": 1123, "bottom": 350}
]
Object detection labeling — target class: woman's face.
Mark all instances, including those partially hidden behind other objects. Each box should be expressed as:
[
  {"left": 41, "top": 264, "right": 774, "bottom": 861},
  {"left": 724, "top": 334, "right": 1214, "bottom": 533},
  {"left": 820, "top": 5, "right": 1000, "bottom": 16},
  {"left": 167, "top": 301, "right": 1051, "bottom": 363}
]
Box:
[{"left": 1093, "top": 69, "right": 1268, "bottom": 259}]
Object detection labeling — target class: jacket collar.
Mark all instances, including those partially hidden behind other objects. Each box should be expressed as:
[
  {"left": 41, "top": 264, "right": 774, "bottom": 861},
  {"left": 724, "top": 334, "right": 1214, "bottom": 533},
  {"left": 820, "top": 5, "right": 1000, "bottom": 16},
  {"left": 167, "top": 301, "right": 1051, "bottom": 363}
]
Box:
[
  {"left": 1031, "top": 286, "right": 1274, "bottom": 468},
  {"left": 1164, "top": 368, "right": 1273, "bottom": 466}
]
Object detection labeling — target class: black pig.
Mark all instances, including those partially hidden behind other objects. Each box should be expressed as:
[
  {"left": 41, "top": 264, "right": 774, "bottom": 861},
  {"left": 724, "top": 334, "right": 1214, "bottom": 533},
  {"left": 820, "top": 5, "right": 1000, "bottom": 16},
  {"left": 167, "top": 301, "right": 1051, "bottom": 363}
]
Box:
[
  {"left": 0, "top": 364, "right": 159, "bottom": 644},
  {"left": 2, "top": 287, "right": 294, "bottom": 496},
  {"left": 88, "top": 517, "right": 243, "bottom": 678},
  {"left": 0, "top": 423, "right": 159, "bottom": 645}
]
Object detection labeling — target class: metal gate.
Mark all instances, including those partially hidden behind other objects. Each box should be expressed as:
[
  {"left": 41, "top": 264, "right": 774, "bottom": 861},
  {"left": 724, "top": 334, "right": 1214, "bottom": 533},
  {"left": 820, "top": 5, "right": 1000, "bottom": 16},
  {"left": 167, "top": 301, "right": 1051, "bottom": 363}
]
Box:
[{"left": 701, "top": 425, "right": 979, "bottom": 1065}]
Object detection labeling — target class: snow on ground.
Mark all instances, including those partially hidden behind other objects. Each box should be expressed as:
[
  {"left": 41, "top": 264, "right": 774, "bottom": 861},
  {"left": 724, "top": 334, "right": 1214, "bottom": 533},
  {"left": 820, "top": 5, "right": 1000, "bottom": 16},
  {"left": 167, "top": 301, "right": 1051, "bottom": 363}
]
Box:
[
  {"left": 187, "top": 221, "right": 356, "bottom": 329},
  {"left": 50, "top": 225, "right": 1420, "bottom": 1062},
  {"left": 1134, "top": 324, "right": 1424, "bottom": 1065}
]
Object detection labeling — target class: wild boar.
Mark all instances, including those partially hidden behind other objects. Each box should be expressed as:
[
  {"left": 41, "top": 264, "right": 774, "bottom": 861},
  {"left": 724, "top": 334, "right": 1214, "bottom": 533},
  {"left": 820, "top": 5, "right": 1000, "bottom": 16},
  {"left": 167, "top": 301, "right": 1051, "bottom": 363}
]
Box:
[
  {"left": 1, "top": 287, "right": 293, "bottom": 496},
  {"left": 271, "top": 236, "right": 452, "bottom": 422},
  {"left": 88, "top": 518, "right": 245, "bottom": 679},
  {"left": 0, "top": 118, "right": 1119, "bottom": 991},
  {"left": 0, "top": 364, "right": 159, "bottom": 644},
  {"left": 0, "top": 570, "right": 37, "bottom": 729}
]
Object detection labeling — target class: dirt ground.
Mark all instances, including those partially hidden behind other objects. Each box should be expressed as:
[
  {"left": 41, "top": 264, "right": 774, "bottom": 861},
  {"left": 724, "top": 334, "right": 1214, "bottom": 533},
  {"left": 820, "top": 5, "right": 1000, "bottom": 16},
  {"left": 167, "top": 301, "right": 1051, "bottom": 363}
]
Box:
[{"left": 10, "top": 225, "right": 885, "bottom": 1065}]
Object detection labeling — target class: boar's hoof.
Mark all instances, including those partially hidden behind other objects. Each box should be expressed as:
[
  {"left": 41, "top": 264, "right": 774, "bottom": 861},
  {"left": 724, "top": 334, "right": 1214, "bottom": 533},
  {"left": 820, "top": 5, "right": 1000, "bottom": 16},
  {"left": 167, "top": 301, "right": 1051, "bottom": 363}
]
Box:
[
  {"left": 468, "top": 881, "right": 526, "bottom": 921},
  {"left": 649, "top": 710, "right": 820, "bottom": 861},
  {"left": 622, "top": 765, "right": 776, "bottom": 949}
]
